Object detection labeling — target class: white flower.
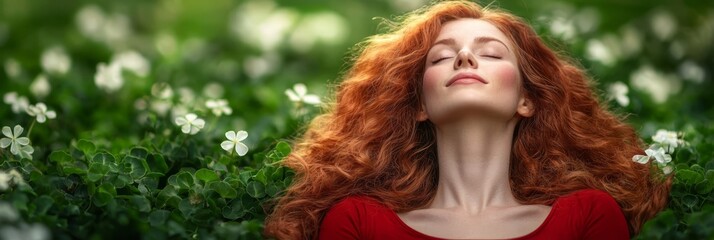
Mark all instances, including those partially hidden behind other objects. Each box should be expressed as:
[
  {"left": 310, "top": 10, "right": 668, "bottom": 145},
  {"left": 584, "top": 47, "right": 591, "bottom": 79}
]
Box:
[
  {"left": 0, "top": 173, "right": 10, "bottom": 191},
  {"left": 285, "top": 83, "right": 321, "bottom": 105},
  {"left": 652, "top": 129, "right": 680, "bottom": 153},
  {"left": 111, "top": 50, "right": 150, "bottom": 77},
  {"left": 174, "top": 113, "right": 205, "bottom": 135},
  {"left": 632, "top": 146, "right": 673, "bottom": 165},
  {"left": 202, "top": 82, "right": 224, "bottom": 99},
  {"left": 0, "top": 125, "right": 33, "bottom": 158},
  {"left": 30, "top": 74, "right": 51, "bottom": 98},
  {"left": 94, "top": 62, "right": 123, "bottom": 93},
  {"left": 75, "top": 5, "right": 131, "bottom": 46},
  {"left": 41, "top": 46, "right": 71, "bottom": 75},
  {"left": 4, "top": 58, "right": 22, "bottom": 79},
  {"left": 220, "top": 130, "right": 249, "bottom": 156},
  {"left": 662, "top": 165, "right": 674, "bottom": 175},
  {"left": 0, "top": 169, "right": 25, "bottom": 191},
  {"left": 607, "top": 82, "right": 629, "bottom": 107},
  {"left": 0, "top": 201, "right": 19, "bottom": 221},
  {"left": 646, "top": 147, "right": 672, "bottom": 165},
  {"left": 630, "top": 65, "right": 681, "bottom": 104},
  {"left": 205, "top": 99, "right": 232, "bottom": 116},
  {"left": 151, "top": 83, "right": 174, "bottom": 99},
  {"left": 26, "top": 103, "right": 57, "bottom": 123},
  {"left": 3, "top": 92, "right": 29, "bottom": 114}
]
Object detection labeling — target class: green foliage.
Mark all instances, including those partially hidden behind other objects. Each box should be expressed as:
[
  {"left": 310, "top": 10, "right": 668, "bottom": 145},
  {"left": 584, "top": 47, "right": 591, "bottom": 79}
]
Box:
[{"left": 1, "top": 0, "right": 713, "bottom": 239}]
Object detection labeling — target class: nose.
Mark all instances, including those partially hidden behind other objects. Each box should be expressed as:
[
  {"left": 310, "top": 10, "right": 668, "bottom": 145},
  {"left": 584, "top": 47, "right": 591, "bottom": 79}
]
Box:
[{"left": 453, "top": 49, "right": 477, "bottom": 69}]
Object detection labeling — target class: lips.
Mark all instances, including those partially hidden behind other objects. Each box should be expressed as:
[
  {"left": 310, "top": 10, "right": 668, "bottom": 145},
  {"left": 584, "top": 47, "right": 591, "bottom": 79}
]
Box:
[{"left": 446, "top": 72, "right": 488, "bottom": 86}]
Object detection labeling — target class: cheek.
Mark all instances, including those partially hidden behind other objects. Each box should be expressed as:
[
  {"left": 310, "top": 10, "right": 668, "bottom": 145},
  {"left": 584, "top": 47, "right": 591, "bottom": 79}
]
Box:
[
  {"left": 492, "top": 63, "right": 521, "bottom": 90},
  {"left": 422, "top": 67, "right": 442, "bottom": 96}
]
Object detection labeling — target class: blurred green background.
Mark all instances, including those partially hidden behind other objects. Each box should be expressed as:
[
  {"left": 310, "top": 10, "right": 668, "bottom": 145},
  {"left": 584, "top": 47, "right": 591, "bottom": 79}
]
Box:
[{"left": 1, "top": 0, "right": 713, "bottom": 239}]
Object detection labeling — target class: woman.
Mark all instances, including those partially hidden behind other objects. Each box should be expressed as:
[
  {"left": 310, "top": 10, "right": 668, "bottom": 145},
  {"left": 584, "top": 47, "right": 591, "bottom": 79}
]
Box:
[{"left": 264, "top": 1, "right": 670, "bottom": 239}]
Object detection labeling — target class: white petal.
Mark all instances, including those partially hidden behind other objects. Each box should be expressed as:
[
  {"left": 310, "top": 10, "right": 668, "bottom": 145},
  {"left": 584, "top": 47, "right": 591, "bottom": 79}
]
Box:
[
  {"left": 205, "top": 100, "right": 216, "bottom": 108},
  {"left": 235, "top": 130, "right": 248, "bottom": 141},
  {"left": 303, "top": 95, "right": 321, "bottom": 105},
  {"left": 192, "top": 119, "right": 205, "bottom": 129},
  {"left": 1, "top": 127, "right": 11, "bottom": 138},
  {"left": 185, "top": 113, "right": 197, "bottom": 121},
  {"left": 294, "top": 83, "right": 307, "bottom": 97},
  {"left": 37, "top": 115, "right": 47, "bottom": 123},
  {"left": 13, "top": 125, "right": 23, "bottom": 137},
  {"left": 175, "top": 117, "right": 187, "bottom": 126},
  {"left": 225, "top": 131, "right": 236, "bottom": 140},
  {"left": 21, "top": 145, "right": 33, "bottom": 154},
  {"left": 10, "top": 142, "right": 19, "bottom": 155},
  {"left": 181, "top": 124, "right": 191, "bottom": 134},
  {"left": 662, "top": 154, "right": 672, "bottom": 164},
  {"left": 285, "top": 89, "right": 300, "bottom": 102},
  {"left": 662, "top": 165, "right": 673, "bottom": 175},
  {"left": 46, "top": 111, "right": 56, "bottom": 119},
  {"left": 220, "top": 141, "right": 234, "bottom": 151},
  {"left": 189, "top": 126, "right": 200, "bottom": 135},
  {"left": 235, "top": 142, "right": 249, "bottom": 156},
  {"left": 37, "top": 103, "right": 47, "bottom": 111},
  {"left": 15, "top": 137, "right": 29, "bottom": 145},
  {"left": 0, "top": 138, "right": 11, "bottom": 148},
  {"left": 26, "top": 106, "right": 37, "bottom": 116},
  {"left": 3, "top": 92, "right": 17, "bottom": 103},
  {"left": 632, "top": 155, "right": 650, "bottom": 164}
]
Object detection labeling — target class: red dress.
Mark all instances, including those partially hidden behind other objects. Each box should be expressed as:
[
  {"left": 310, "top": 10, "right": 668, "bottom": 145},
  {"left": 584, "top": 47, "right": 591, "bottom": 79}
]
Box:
[{"left": 318, "top": 189, "right": 629, "bottom": 239}]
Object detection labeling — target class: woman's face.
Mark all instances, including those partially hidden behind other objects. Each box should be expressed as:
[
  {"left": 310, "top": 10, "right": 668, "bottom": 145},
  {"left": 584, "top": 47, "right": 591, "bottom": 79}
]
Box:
[{"left": 420, "top": 18, "right": 528, "bottom": 124}]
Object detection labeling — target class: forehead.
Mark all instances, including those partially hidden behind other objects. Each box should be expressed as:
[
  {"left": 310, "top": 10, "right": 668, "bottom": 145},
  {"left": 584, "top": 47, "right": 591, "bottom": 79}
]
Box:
[{"left": 435, "top": 18, "right": 512, "bottom": 46}]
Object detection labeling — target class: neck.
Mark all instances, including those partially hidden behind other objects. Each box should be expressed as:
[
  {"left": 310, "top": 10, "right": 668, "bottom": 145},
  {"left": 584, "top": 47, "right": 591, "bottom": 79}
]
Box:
[{"left": 428, "top": 116, "right": 520, "bottom": 214}]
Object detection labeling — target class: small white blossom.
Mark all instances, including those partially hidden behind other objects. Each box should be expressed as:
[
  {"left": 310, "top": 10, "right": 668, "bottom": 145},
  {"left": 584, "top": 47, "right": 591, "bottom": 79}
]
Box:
[
  {"left": 0, "top": 201, "right": 19, "bottom": 221},
  {"left": 4, "top": 58, "right": 22, "bottom": 79},
  {"left": 0, "top": 125, "right": 33, "bottom": 159},
  {"left": 41, "top": 46, "right": 71, "bottom": 75},
  {"left": 203, "top": 82, "right": 225, "bottom": 99},
  {"left": 177, "top": 87, "right": 195, "bottom": 104},
  {"left": 220, "top": 130, "right": 249, "bottom": 156},
  {"left": 652, "top": 129, "right": 681, "bottom": 153},
  {"left": 3, "top": 92, "right": 30, "bottom": 114},
  {"left": 646, "top": 147, "right": 672, "bottom": 165},
  {"left": 30, "top": 74, "right": 51, "bottom": 99},
  {"left": 26, "top": 103, "right": 57, "bottom": 123},
  {"left": 205, "top": 99, "right": 232, "bottom": 116},
  {"left": 285, "top": 83, "right": 321, "bottom": 105},
  {"left": 607, "top": 81, "right": 629, "bottom": 107},
  {"left": 662, "top": 165, "right": 674, "bottom": 175},
  {"left": 0, "top": 173, "right": 10, "bottom": 191},
  {"left": 0, "top": 169, "right": 25, "bottom": 191},
  {"left": 94, "top": 62, "right": 123, "bottom": 93},
  {"left": 111, "top": 50, "right": 150, "bottom": 77},
  {"left": 0, "top": 222, "right": 50, "bottom": 240},
  {"left": 174, "top": 113, "right": 205, "bottom": 135}
]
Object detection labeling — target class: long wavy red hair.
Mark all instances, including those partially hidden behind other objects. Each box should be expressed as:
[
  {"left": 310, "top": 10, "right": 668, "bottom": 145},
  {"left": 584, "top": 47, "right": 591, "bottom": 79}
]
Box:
[{"left": 264, "top": 1, "right": 671, "bottom": 239}]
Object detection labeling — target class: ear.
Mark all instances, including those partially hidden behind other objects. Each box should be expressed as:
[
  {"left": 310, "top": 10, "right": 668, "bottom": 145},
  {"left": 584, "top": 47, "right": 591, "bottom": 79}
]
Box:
[
  {"left": 517, "top": 96, "right": 534, "bottom": 117},
  {"left": 416, "top": 105, "right": 429, "bottom": 121}
]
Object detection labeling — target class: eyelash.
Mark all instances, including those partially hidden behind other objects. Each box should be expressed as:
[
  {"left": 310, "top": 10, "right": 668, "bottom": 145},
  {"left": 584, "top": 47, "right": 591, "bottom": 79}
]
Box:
[
  {"left": 431, "top": 55, "right": 502, "bottom": 64},
  {"left": 481, "top": 55, "right": 502, "bottom": 59},
  {"left": 432, "top": 57, "right": 452, "bottom": 64}
]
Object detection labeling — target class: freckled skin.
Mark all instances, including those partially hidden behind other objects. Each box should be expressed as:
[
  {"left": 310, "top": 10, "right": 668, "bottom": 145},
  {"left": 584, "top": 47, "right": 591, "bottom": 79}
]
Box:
[{"left": 422, "top": 19, "right": 524, "bottom": 124}]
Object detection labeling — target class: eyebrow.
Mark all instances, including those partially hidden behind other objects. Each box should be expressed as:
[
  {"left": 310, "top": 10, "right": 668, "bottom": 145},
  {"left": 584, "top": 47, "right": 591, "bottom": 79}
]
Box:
[{"left": 431, "top": 37, "right": 511, "bottom": 52}]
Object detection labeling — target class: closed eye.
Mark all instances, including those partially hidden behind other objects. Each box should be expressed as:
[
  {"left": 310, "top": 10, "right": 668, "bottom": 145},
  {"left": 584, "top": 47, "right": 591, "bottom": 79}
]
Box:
[
  {"left": 432, "top": 57, "right": 452, "bottom": 64},
  {"left": 480, "top": 55, "right": 502, "bottom": 59}
]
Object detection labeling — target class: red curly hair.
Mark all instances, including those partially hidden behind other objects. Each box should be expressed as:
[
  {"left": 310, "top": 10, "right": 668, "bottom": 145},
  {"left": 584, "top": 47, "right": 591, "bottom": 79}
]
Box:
[{"left": 264, "top": 1, "right": 671, "bottom": 239}]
